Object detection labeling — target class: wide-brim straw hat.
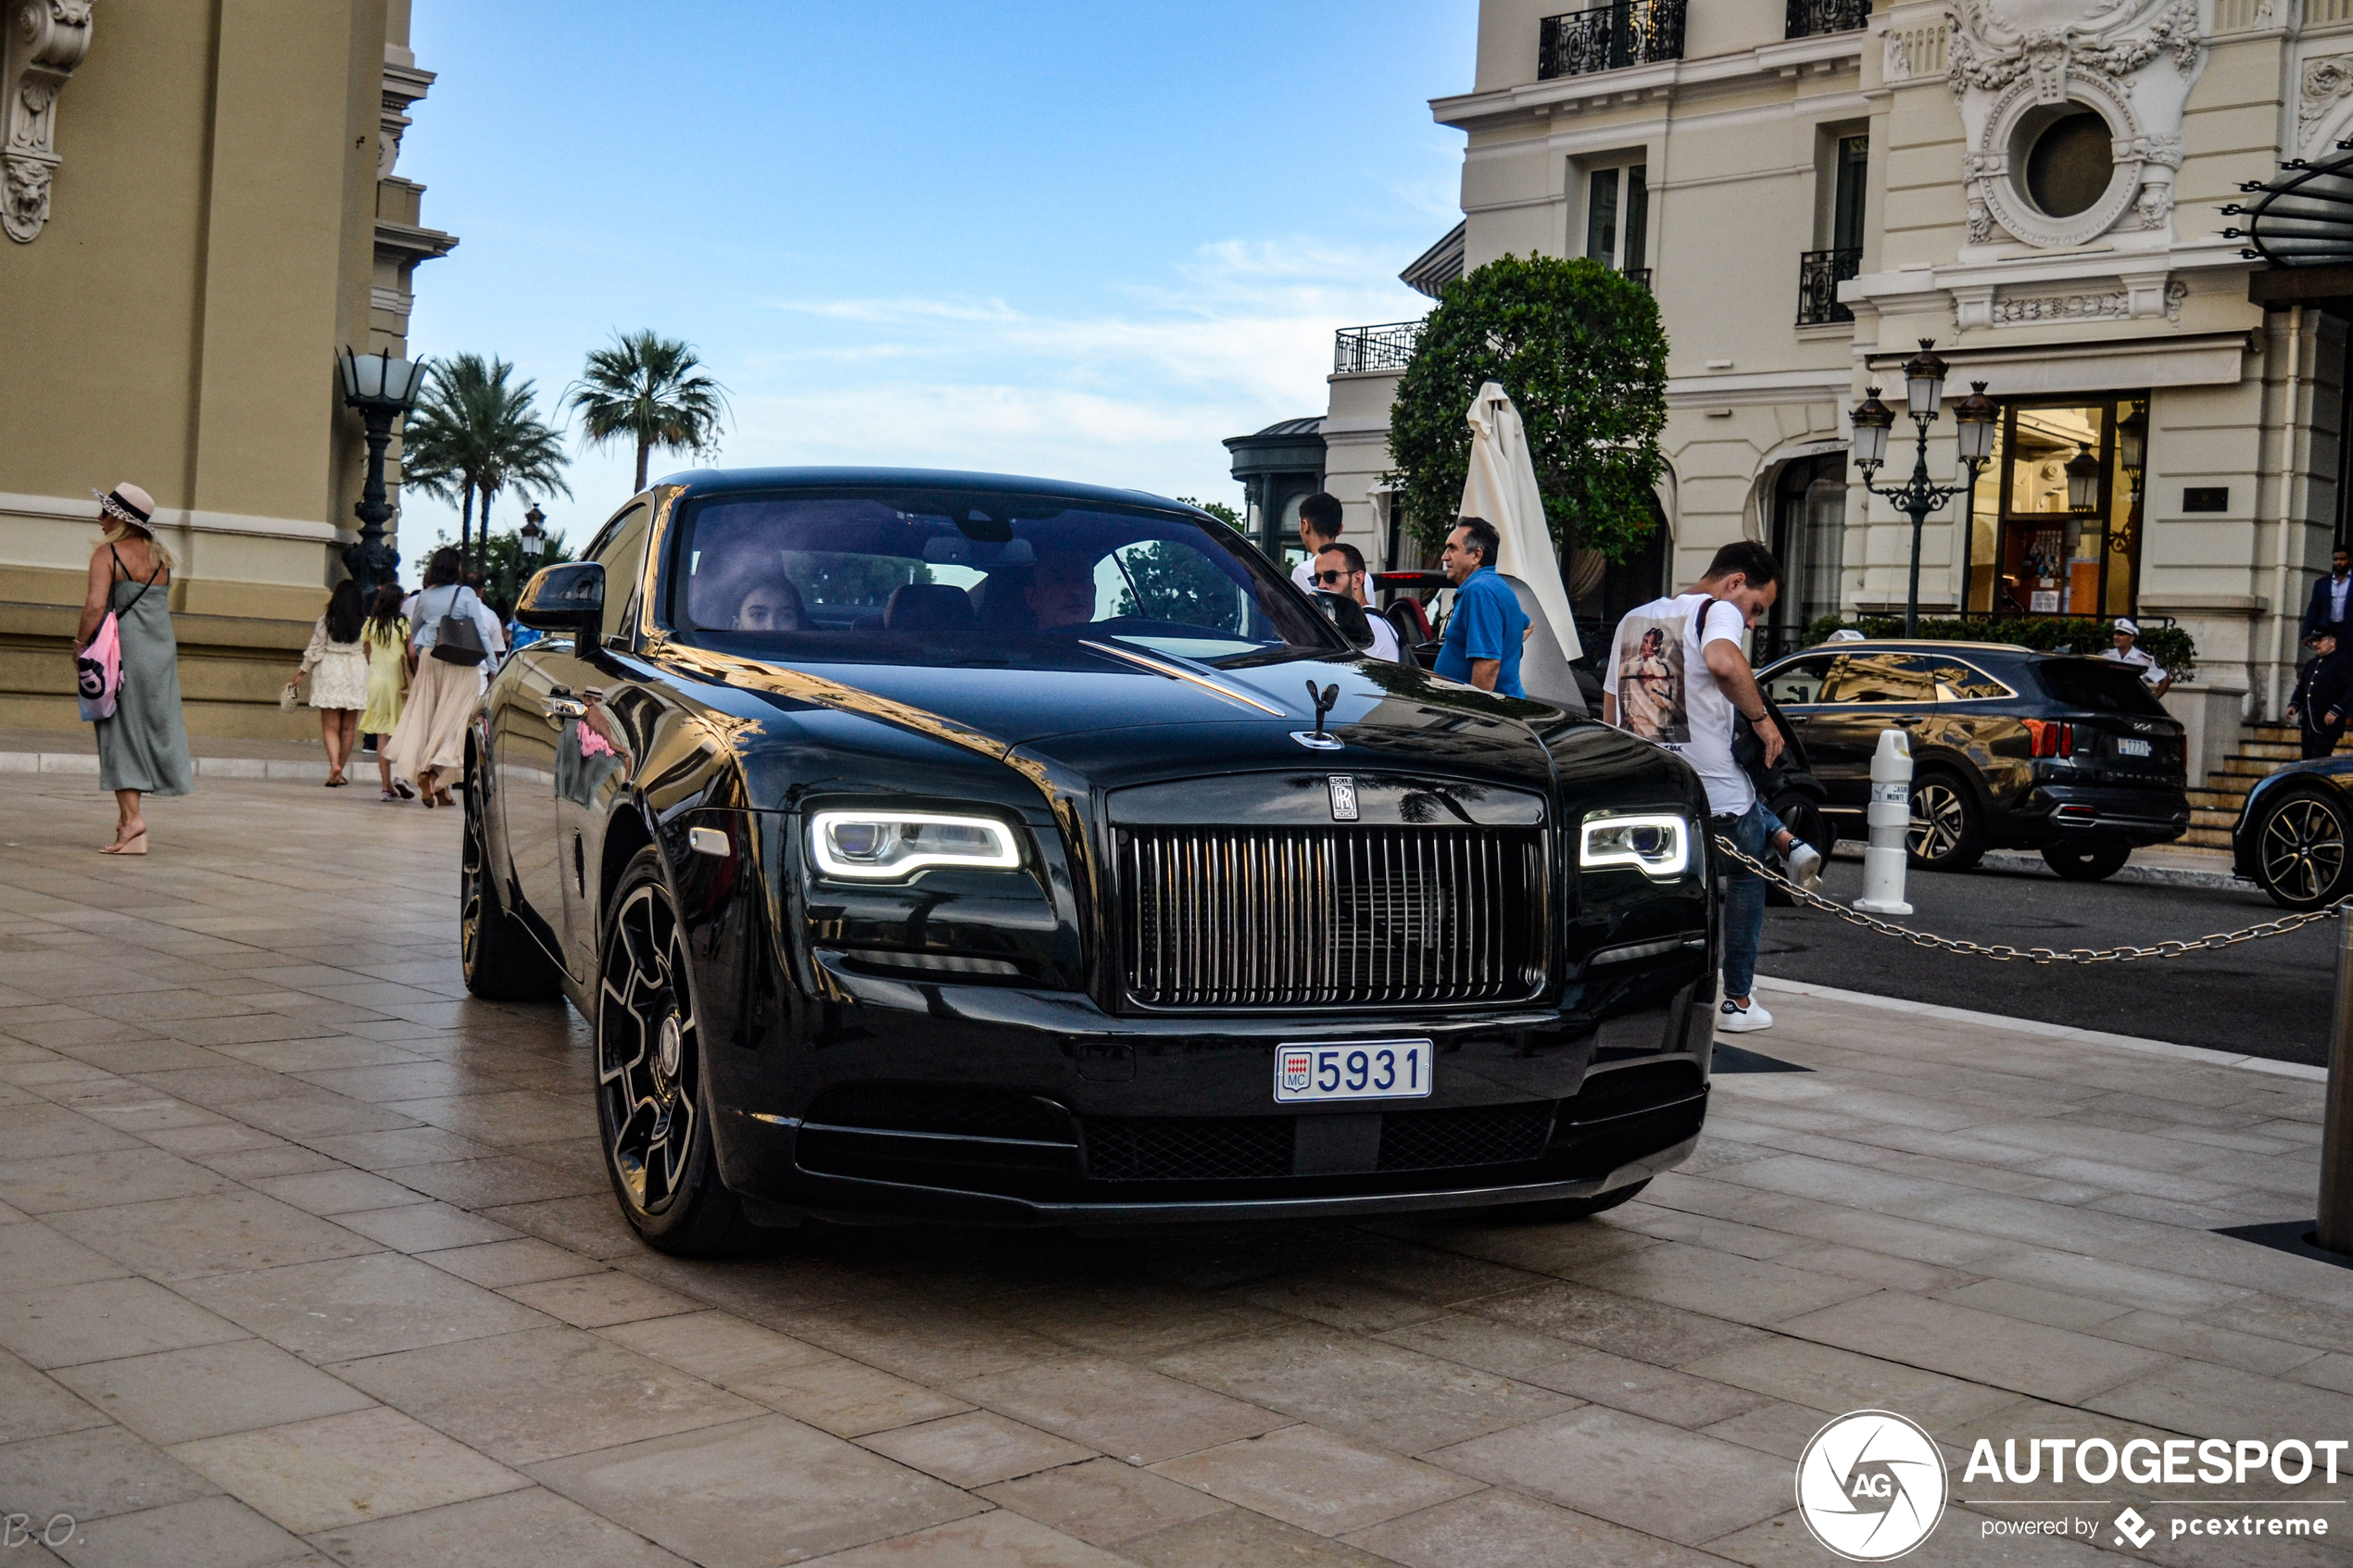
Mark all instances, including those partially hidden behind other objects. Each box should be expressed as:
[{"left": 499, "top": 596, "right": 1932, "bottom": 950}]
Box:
[{"left": 93, "top": 482, "right": 156, "bottom": 532}]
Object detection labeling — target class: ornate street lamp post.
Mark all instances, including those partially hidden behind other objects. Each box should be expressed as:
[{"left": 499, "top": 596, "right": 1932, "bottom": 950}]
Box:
[
  {"left": 337, "top": 347, "right": 429, "bottom": 601},
  {"left": 520, "top": 503, "right": 547, "bottom": 572},
  {"left": 1848, "top": 340, "right": 1998, "bottom": 636}
]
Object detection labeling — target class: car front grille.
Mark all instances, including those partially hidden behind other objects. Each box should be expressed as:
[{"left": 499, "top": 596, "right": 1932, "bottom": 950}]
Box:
[
  {"left": 1084, "top": 1114, "right": 1295, "bottom": 1181},
  {"left": 1377, "top": 1102, "right": 1554, "bottom": 1171},
  {"left": 1118, "top": 826, "right": 1538, "bottom": 1009}
]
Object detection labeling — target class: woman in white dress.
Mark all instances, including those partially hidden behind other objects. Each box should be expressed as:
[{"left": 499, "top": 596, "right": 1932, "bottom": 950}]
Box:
[
  {"left": 384, "top": 546, "right": 505, "bottom": 809},
  {"left": 287, "top": 580, "right": 370, "bottom": 787}
]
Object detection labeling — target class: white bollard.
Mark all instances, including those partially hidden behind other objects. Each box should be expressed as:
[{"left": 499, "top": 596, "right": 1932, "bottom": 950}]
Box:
[{"left": 1854, "top": 728, "right": 1915, "bottom": 916}]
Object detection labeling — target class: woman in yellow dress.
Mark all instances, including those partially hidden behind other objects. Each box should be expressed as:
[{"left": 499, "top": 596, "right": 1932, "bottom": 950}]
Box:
[{"left": 360, "top": 583, "right": 412, "bottom": 802}]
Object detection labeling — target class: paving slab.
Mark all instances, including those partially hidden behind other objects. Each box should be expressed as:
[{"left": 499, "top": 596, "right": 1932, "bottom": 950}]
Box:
[{"left": 2, "top": 778, "right": 2351, "bottom": 1564}]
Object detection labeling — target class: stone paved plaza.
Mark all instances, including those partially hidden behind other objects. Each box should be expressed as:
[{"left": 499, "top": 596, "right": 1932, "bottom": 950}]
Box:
[{"left": 1, "top": 776, "right": 2351, "bottom": 1566}]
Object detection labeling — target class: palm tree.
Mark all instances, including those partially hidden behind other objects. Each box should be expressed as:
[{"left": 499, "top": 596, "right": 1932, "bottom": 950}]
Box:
[
  {"left": 400, "top": 354, "right": 572, "bottom": 573},
  {"left": 565, "top": 330, "right": 730, "bottom": 492}
]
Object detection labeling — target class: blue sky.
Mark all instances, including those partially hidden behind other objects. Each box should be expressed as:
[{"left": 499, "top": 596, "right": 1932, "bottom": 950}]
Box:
[{"left": 395, "top": 0, "right": 1475, "bottom": 563}]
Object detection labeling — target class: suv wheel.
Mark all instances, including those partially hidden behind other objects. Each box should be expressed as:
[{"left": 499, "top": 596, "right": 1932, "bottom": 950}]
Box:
[
  {"left": 2041, "top": 838, "right": 2132, "bottom": 882},
  {"left": 597, "top": 846, "right": 753, "bottom": 1256},
  {"left": 1906, "top": 769, "right": 1986, "bottom": 872},
  {"left": 2255, "top": 790, "right": 2352, "bottom": 911}
]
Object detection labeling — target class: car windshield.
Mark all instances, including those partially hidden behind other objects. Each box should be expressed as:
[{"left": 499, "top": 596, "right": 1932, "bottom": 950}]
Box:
[
  {"left": 661, "top": 490, "right": 1337, "bottom": 667},
  {"left": 2035, "top": 657, "right": 2168, "bottom": 715}
]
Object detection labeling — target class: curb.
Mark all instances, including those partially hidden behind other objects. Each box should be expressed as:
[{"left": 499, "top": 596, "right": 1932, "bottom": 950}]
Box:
[
  {"left": 0, "top": 750, "right": 333, "bottom": 783},
  {"left": 1834, "top": 838, "right": 2245, "bottom": 892},
  {"left": 1753, "top": 973, "right": 2328, "bottom": 1081}
]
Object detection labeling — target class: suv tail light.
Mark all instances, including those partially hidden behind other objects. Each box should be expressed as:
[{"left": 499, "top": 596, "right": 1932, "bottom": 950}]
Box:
[{"left": 2024, "top": 719, "right": 2075, "bottom": 759}]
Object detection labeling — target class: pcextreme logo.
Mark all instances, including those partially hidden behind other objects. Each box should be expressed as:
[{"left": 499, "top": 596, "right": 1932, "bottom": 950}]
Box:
[{"left": 1795, "top": 1411, "right": 1950, "bottom": 1562}]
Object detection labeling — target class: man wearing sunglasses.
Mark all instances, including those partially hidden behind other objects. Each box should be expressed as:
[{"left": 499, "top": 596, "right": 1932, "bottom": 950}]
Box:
[{"left": 1313, "top": 543, "right": 1401, "bottom": 661}]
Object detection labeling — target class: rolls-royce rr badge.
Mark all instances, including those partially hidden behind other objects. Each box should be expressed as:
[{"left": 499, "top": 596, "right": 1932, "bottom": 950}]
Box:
[{"left": 1327, "top": 774, "right": 1359, "bottom": 822}]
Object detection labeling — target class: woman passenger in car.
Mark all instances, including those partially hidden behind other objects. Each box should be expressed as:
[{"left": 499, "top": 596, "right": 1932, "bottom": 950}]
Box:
[{"left": 734, "top": 575, "right": 806, "bottom": 632}]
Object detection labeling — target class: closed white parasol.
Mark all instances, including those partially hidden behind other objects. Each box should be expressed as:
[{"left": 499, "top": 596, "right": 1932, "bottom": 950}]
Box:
[{"left": 1458, "top": 383, "right": 1585, "bottom": 707}]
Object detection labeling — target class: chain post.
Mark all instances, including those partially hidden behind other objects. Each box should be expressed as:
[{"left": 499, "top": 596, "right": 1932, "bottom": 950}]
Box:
[
  {"left": 1856, "top": 728, "right": 1914, "bottom": 916},
  {"left": 2319, "top": 914, "right": 2353, "bottom": 1255}
]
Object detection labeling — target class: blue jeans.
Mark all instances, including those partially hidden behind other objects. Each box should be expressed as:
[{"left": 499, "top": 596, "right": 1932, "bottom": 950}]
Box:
[{"left": 1715, "top": 799, "right": 1783, "bottom": 1003}]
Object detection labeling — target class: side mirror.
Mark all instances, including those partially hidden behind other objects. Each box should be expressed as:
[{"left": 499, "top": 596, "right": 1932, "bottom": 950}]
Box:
[
  {"left": 517, "top": 561, "right": 604, "bottom": 643},
  {"left": 1311, "top": 590, "right": 1377, "bottom": 651}
]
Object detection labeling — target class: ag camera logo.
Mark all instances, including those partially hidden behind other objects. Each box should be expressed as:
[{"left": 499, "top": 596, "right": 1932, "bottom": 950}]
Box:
[{"left": 1796, "top": 1411, "right": 1948, "bottom": 1562}]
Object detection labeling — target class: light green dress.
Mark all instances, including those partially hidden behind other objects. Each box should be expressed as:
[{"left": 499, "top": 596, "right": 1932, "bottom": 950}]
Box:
[{"left": 94, "top": 566, "right": 195, "bottom": 796}]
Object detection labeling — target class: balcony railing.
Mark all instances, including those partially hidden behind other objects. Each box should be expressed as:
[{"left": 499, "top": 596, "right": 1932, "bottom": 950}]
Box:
[
  {"left": 1623, "top": 268, "right": 1653, "bottom": 293},
  {"left": 1795, "top": 247, "right": 1861, "bottom": 325},
  {"left": 1334, "top": 320, "right": 1425, "bottom": 374},
  {"left": 1538, "top": 0, "right": 1686, "bottom": 80},
  {"left": 1786, "top": 0, "right": 1870, "bottom": 39}
]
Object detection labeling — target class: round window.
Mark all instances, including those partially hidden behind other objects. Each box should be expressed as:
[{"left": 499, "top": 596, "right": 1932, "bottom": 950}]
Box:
[{"left": 2022, "top": 109, "right": 2114, "bottom": 219}]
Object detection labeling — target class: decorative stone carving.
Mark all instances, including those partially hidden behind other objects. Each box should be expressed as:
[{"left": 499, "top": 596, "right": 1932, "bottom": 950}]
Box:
[
  {"left": 1884, "top": 30, "right": 1914, "bottom": 80},
  {"left": 1957, "top": 277, "right": 2188, "bottom": 327},
  {"left": 3, "top": 0, "right": 92, "bottom": 243},
  {"left": 2300, "top": 53, "right": 2353, "bottom": 149},
  {"left": 1945, "top": 0, "right": 2206, "bottom": 250}
]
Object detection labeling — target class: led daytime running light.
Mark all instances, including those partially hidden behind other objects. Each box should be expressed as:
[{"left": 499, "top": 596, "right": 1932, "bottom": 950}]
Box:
[
  {"left": 1579, "top": 812, "right": 1692, "bottom": 878},
  {"left": 809, "top": 810, "right": 1020, "bottom": 880}
]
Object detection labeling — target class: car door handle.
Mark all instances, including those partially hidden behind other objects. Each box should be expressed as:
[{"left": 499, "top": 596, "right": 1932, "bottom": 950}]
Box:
[{"left": 544, "top": 698, "right": 585, "bottom": 726}]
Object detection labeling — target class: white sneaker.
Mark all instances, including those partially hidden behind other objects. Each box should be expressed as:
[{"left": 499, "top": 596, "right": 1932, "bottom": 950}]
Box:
[
  {"left": 1784, "top": 842, "right": 1824, "bottom": 893},
  {"left": 1718, "top": 997, "right": 1774, "bottom": 1034}
]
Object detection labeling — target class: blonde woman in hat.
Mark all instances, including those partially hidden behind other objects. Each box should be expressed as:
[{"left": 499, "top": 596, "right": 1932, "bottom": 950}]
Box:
[{"left": 76, "top": 483, "right": 193, "bottom": 854}]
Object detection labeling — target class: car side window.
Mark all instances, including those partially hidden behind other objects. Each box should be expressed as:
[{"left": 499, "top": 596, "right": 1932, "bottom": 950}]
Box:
[
  {"left": 1818, "top": 653, "right": 1935, "bottom": 704},
  {"left": 1763, "top": 657, "right": 1833, "bottom": 705},
  {"left": 1921, "top": 659, "right": 2009, "bottom": 701},
  {"left": 588, "top": 505, "right": 651, "bottom": 644}
]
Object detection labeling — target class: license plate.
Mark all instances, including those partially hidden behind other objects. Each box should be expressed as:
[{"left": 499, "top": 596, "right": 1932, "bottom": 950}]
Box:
[
  {"left": 1275, "top": 1040, "right": 1432, "bottom": 1103},
  {"left": 2116, "top": 737, "right": 2152, "bottom": 758}
]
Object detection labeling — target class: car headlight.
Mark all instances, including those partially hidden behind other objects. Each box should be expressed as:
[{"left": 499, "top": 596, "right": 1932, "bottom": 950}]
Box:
[
  {"left": 1579, "top": 812, "right": 1692, "bottom": 879},
  {"left": 809, "top": 809, "right": 1022, "bottom": 880}
]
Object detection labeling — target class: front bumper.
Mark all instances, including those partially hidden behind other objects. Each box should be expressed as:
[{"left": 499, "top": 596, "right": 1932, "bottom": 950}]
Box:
[{"left": 705, "top": 958, "right": 1713, "bottom": 1225}]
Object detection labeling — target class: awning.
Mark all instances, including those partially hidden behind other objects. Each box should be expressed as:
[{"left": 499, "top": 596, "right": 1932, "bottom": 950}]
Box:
[{"left": 2232, "top": 143, "right": 2353, "bottom": 270}]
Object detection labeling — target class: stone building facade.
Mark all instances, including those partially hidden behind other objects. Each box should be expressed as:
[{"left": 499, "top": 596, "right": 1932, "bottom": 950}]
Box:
[
  {"left": 0, "top": 0, "right": 453, "bottom": 735},
  {"left": 1331, "top": 0, "right": 2353, "bottom": 763}
]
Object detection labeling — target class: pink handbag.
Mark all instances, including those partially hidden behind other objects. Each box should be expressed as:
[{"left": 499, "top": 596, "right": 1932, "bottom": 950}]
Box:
[
  {"left": 77, "top": 556, "right": 158, "bottom": 721},
  {"left": 76, "top": 611, "right": 122, "bottom": 721}
]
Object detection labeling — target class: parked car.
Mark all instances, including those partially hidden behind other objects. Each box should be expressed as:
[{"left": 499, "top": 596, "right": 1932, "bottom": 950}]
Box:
[
  {"left": 1755, "top": 639, "right": 2190, "bottom": 878},
  {"left": 468, "top": 469, "right": 1719, "bottom": 1253},
  {"left": 2232, "top": 753, "right": 2353, "bottom": 909}
]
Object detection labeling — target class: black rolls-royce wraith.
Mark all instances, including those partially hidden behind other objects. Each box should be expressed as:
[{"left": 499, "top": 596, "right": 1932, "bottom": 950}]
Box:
[{"left": 468, "top": 469, "right": 1717, "bottom": 1253}]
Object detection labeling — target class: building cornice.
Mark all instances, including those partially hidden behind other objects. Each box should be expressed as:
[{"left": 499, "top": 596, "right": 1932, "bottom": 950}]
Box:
[
  {"left": 0, "top": 491, "right": 347, "bottom": 545},
  {"left": 1666, "top": 367, "right": 1856, "bottom": 407},
  {"left": 1430, "top": 28, "right": 1867, "bottom": 130}
]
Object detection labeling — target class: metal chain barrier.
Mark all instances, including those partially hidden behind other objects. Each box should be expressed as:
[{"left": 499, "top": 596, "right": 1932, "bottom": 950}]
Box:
[{"left": 1713, "top": 834, "right": 2346, "bottom": 964}]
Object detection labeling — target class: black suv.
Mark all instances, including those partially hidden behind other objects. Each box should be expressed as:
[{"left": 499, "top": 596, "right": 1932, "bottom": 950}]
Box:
[{"left": 1755, "top": 640, "right": 2190, "bottom": 879}]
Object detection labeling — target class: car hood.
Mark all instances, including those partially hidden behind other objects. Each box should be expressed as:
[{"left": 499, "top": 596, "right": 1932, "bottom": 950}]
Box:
[{"left": 771, "top": 646, "right": 1563, "bottom": 748}]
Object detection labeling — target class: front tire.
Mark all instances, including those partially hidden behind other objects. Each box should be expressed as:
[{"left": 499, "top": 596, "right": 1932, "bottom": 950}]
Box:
[
  {"left": 460, "top": 755, "right": 564, "bottom": 1002},
  {"left": 1906, "top": 769, "right": 1986, "bottom": 872},
  {"left": 2255, "top": 790, "right": 2353, "bottom": 911},
  {"left": 597, "top": 846, "right": 752, "bottom": 1256},
  {"left": 2041, "top": 838, "right": 2131, "bottom": 882}
]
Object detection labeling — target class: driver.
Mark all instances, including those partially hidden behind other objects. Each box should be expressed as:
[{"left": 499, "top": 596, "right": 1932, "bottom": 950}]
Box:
[{"left": 1026, "top": 552, "right": 1098, "bottom": 631}]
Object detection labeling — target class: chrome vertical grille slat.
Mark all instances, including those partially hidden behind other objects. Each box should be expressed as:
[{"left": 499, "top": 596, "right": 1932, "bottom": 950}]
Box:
[{"left": 1119, "top": 825, "right": 1536, "bottom": 1010}]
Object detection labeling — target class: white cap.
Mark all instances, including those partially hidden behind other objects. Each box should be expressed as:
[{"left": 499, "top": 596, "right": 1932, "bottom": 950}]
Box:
[{"left": 2113, "top": 617, "right": 2139, "bottom": 636}]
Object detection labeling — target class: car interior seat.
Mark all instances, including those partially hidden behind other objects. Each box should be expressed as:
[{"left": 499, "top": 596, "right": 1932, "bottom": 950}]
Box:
[{"left": 884, "top": 583, "right": 979, "bottom": 633}]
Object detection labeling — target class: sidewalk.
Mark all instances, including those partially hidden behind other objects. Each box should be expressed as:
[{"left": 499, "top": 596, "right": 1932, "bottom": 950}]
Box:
[{"left": 0, "top": 776, "right": 2347, "bottom": 1566}]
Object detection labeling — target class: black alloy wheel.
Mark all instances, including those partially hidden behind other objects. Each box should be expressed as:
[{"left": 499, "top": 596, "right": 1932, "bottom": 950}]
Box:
[
  {"left": 2041, "top": 838, "right": 2132, "bottom": 882},
  {"left": 460, "top": 753, "right": 564, "bottom": 1002},
  {"left": 597, "top": 846, "right": 750, "bottom": 1255},
  {"left": 2256, "top": 790, "right": 2352, "bottom": 911},
  {"left": 1906, "top": 769, "right": 1986, "bottom": 872}
]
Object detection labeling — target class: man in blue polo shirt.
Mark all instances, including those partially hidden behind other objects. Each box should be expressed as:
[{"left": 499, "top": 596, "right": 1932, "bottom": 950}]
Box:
[{"left": 1433, "top": 517, "right": 1528, "bottom": 696}]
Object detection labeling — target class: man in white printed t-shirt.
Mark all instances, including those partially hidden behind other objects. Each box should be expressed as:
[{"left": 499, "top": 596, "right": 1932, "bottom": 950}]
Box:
[{"left": 1602, "top": 541, "right": 1822, "bottom": 1035}]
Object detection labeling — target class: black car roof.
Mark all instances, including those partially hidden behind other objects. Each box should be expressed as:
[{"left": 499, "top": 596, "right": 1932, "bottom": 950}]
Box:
[{"left": 651, "top": 466, "right": 1201, "bottom": 515}]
